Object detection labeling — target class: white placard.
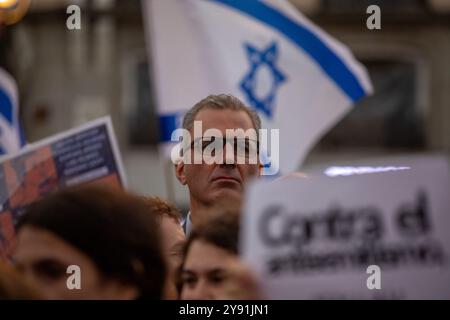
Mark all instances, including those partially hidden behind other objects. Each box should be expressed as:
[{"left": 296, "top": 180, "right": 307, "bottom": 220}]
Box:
[{"left": 241, "top": 155, "right": 450, "bottom": 299}]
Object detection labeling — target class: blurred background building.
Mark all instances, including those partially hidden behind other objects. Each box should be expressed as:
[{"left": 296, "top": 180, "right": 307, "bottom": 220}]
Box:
[{"left": 1, "top": 0, "right": 450, "bottom": 211}]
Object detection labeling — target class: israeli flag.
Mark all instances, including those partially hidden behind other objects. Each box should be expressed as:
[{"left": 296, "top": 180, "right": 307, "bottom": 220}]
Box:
[
  {"left": 0, "top": 67, "right": 25, "bottom": 156},
  {"left": 143, "top": 0, "right": 373, "bottom": 173}
]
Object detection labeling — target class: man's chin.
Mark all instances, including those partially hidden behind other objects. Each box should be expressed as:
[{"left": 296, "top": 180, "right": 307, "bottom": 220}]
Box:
[{"left": 210, "top": 186, "right": 242, "bottom": 203}]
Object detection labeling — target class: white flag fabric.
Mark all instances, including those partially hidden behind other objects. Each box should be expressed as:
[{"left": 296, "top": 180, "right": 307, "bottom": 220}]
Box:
[
  {"left": 0, "top": 67, "right": 25, "bottom": 156},
  {"left": 143, "top": 0, "right": 373, "bottom": 173}
]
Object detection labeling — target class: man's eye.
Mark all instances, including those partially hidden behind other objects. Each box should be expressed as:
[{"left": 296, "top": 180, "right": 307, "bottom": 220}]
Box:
[
  {"left": 201, "top": 141, "right": 210, "bottom": 150},
  {"left": 243, "top": 141, "right": 251, "bottom": 153},
  {"left": 235, "top": 140, "right": 251, "bottom": 155},
  {"left": 247, "top": 141, "right": 258, "bottom": 154},
  {"left": 201, "top": 137, "right": 217, "bottom": 150},
  {"left": 33, "top": 260, "right": 67, "bottom": 281}
]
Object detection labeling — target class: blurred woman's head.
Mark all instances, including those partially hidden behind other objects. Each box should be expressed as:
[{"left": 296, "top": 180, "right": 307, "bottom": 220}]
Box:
[
  {"left": 179, "top": 210, "right": 259, "bottom": 300},
  {"left": 142, "top": 196, "right": 185, "bottom": 299},
  {"left": 13, "top": 185, "right": 166, "bottom": 300}
]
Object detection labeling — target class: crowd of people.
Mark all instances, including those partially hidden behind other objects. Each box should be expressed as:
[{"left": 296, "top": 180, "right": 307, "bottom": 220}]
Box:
[{"left": 0, "top": 94, "right": 264, "bottom": 300}]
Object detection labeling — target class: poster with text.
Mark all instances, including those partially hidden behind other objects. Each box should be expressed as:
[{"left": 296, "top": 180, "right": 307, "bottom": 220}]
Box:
[
  {"left": 0, "top": 116, "right": 127, "bottom": 259},
  {"left": 242, "top": 155, "right": 450, "bottom": 299}
]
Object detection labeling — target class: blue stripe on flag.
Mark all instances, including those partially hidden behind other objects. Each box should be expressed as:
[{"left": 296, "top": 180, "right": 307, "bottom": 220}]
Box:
[
  {"left": 209, "top": 0, "right": 367, "bottom": 102},
  {"left": 0, "top": 88, "right": 13, "bottom": 125},
  {"left": 159, "top": 114, "right": 179, "bottom": 142}
]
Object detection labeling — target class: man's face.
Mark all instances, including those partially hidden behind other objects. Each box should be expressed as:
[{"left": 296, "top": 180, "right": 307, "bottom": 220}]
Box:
[{"left": 175, "top": 108, "right": 261, "bottom": 216}]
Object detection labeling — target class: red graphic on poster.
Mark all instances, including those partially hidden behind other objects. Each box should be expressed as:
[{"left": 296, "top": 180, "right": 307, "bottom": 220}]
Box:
[{"left": 5, "top": 146, "right": 59, "bottom": 209}]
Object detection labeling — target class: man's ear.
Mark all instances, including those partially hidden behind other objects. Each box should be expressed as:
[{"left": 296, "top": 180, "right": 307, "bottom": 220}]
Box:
[{"left": 175, "top": 162, "right": 187, "bottom": 185}]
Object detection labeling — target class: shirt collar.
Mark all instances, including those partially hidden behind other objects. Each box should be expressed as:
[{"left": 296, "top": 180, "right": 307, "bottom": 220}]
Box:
[{"left": 183, "top": 211, "right": 193, "bottom": 235}]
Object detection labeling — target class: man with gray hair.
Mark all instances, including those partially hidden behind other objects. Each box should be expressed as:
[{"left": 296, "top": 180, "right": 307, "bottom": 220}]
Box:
[{"left": 174, "top": 94, "right": 262, "bottom": 233}]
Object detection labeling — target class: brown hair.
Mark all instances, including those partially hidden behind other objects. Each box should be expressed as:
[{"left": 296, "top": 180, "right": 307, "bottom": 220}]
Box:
[
  {"left": 141, "top": 196, "right": 182, "bottom": 225},
  {"left": 183, "top": 209, "right": 240, "bottom": 257}
]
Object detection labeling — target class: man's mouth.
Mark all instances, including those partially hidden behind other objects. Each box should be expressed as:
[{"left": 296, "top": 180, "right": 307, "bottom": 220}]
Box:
[{"left": 212, "top": 176, "right": 241, "bottom": 184}]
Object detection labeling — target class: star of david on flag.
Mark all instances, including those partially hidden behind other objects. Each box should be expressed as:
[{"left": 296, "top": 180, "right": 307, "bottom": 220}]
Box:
[
  {"left": 240, "top": 41, "right": 286, "bottom": 118},
  {"left": 0, "top": 67, "right": 26, "bottom": 156}
]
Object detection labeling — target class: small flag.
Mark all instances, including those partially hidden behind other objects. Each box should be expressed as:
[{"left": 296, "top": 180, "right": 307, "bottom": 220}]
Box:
[{"left": 0, "top": 67, "right": 25, "bottom": 155}]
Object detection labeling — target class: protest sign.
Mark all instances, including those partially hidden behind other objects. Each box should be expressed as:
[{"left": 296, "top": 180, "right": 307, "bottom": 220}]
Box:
[
  {"left": 241, "top": 155, "right": 450, "bottom": 299},
  {"left": 0, "top": 116, "right": 127, "bottom": 258}
]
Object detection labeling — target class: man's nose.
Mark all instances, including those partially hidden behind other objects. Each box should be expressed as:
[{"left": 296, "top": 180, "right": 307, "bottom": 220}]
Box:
[{"left": 221, "top": 141, "right": 236, "bottom": 166}]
